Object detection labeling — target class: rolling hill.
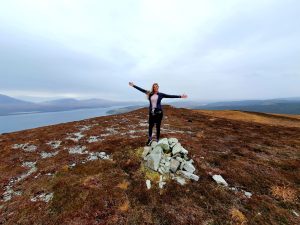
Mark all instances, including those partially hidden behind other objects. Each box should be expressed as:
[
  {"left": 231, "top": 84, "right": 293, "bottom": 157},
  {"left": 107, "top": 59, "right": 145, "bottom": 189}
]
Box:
[{"left": 0, "top": 105, "right": 299, "bottom": 224}]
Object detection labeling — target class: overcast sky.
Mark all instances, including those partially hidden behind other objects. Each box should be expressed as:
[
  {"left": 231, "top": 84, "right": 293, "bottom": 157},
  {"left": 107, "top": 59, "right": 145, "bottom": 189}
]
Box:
[{"left": 0, "top": 0, "right": 299, "bottom": 102}]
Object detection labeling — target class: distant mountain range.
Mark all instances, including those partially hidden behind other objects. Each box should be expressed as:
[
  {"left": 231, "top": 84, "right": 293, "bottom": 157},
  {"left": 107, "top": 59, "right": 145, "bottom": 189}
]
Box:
[
  {"left": 0, "top": 94, "right": 145, "bottom": 116},
  {"left": 190, "top": 98, "right": 300, "bottom": 115},
  {"left": 1, "top": 94, "right": 300, "bottom": 116}
]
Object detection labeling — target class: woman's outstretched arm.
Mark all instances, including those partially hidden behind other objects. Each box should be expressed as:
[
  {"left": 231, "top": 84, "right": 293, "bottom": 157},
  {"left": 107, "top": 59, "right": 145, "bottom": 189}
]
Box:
[
  {"left": 129, "top": 82, "right": 148, "bottom": 94},
  {"left": 161, "top": 93, "right": 188, "bottom": 98}
]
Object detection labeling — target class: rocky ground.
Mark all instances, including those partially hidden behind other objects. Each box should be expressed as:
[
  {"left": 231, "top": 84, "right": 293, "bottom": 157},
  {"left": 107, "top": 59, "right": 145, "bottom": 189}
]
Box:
[{"left": 0, "top": 105, "right": 299, "bottom": 225}]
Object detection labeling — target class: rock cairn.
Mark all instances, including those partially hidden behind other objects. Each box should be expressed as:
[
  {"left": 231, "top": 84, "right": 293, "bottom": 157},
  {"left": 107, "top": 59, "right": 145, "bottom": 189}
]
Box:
[{"left": 142, "top": 138, "right": 199, "bottom": 186}]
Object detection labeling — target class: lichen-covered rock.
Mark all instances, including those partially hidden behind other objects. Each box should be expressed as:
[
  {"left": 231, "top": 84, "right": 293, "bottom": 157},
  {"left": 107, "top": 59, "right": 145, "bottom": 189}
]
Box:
[
  {"left": 143, "top": 137, "right": 199, "bottom": 187},
  {"left": 170, "top": 158, "right": 180, "bottom": 173},
  {"left": 172, "top": 143, "right": 182, "bottom": 155},
  {"left": 180, "top": 147, "right": 188, "bottom": 154},
  {"left": 168, "top": 138, "right": 178, "bottom": 148},
  {"left": 178, "top": 170, "right": 199, "bottom": 181},
  {"left": 157, "top": 138, "right": 170, "bottom": 151},
  {"left": 212, "top": 175, "right": 228, "bottom": 186},
  {"left": 146, "top": 180, "right": 151, "bottom": 189},
  {"left": 150, "top": 140, "right": 158, "bottom": 148},
  {"left": 145, "top": 146, "right": 162, "bottom": 171},
  {"left": 142, "top": 146, "right": 152, "bottom": 158},
  {"left": 183, "top": 162, "right": 196, "bottom": 173}
]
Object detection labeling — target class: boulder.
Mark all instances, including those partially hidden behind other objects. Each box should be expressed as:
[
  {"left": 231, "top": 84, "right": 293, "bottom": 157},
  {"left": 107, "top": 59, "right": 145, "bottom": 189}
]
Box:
[
  {"left": 178, "top": 170, "right": 199, "bottom": 181},
  {"left": 170, "top": 159, "right": 180, "bottom": 173},
  {"left": 212, "top": 175, "right": 228, "bottom": 187},
  {"left": 183, "top": 162, "right": 196, "bottom": 173},
  {"left": 145, "top": 146, "right": 162, "bottom": 171},
  {"left": 157, "top": 138, "right": 170, "bottom": 151},
  {"left": 172, "top": 143, "right": 182, "bottom": 155},
  {"left": 168, "top": 138, "right": 178, "bottom": 148},
  {"left": 180, "top": 147, "right": 188, "bottom": 154},
  {"left": 151, "top": 140, "right": 158, "bottom": 148},
  {"left": 142, "top": 146, "right": 152, "bottom": 158},
  {"left": 146, "top": 180, "right": 151, "bottom": 189}
]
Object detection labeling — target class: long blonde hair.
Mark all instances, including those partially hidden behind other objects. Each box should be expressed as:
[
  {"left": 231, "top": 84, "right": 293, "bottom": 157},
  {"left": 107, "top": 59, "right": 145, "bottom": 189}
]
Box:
[{"left": 146, "top": 83, "right": 158, "bottom": 100}]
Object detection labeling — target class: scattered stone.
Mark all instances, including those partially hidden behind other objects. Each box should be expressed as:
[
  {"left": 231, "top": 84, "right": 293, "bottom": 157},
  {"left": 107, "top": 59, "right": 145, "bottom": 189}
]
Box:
[
  {"left": 31, "top": 192, "right": 53, "bottom": 203},
  {"left": 68, "top": 145, "right": 87, "bottom": 154},
  {"left": 178, "top": 170, "right": 199, "bottom": 181},
  {"left": 86, "top": 151, "right": 110, "bottom": 161},
  {"left": 243, "top": 191, "right": 252, "bottom": 198},
  {"left": 46, "top": 140, "right": 61, "bottom": 149},
  {"left": 12, "top": 143, "right": 37, "bottom": 152},
  {"left": 66, "top": 132, "right": 85, "bottom": 142},
  {"left": 292, "top": 210, "right": 299, "bottom": 217},
  {"left": 146, "top": 180, "right": 151, "bottom": 189},
  {"left": 229, "top": 187, "right": 238, "bottom": 192},
  {"left": 40, "top": 151, "right": 59, "bottom": 159},
  {"left": 158, "top": 175, "right": 166, "bottom": 189},
  {"left": 78, "top": 125, "right": 92, "bottom": 132},
  {"left": 2, "top": 161, "right": 37, "bottom": 202},
  {"left": 212, "top": 175, "right": 228, "bottom": 187},
  {"left": 87, "top": 136, "right": 101, "bottom": 143},
  {"left": 106, "top": 127, "right": 118, "bottom": 134},
  {"left": 69, "top": 162, "right": 76, "bottom": 168},
  {"left": 12, "top": 144, "right": 25, "bottom": 149},
  {"left": 139, "top": 122, "right": 148, "bottom": 127}
]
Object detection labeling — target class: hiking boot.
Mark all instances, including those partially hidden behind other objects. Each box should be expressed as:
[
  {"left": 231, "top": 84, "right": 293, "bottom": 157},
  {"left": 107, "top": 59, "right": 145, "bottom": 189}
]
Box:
[{"left": 146, "top": 139, "right": 153, "bottom": 146}]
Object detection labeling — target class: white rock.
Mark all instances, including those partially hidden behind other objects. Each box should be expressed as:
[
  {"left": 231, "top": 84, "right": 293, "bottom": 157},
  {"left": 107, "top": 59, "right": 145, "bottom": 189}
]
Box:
[
  {"left": 146, "top": 180, "right": 151, "bottom": 189},
  {"left": 170, "top": 159, "right": 180, "bottom": 173},
  {"left": 178, "top": 170, "right": 199, "bottom": 181},
  {"left": 175, "top": 157, "right": 184, "bottom": 162},
  {"left": 180, "top": 147, "right": 189, "bottom": 154},
  {"left": 168, "top": 138, "right": 178, "bottom": 148},
  {"left": 183, "top": 162, "right": 196, "bottom": 173},
  {"left": 244, "top": 191, "right": 252, "bottom": 198},
  {"left": 212, "top": 175, "right": 228, "bottom": 187},
  {"left": 150, "top": 141, "right": 158, "bottom": 148},
  {"left": 23, "top": 144, "right": 37, "bottom": 152},
  {"left": 87, "top": 136, "right": 100, "bottom": 143},
  {"left": 40, "top": 151, "right": 59, "bottom": 159},
  {"left": 145, "top": 146, "right": 162, "bottom": 171},
  {"left": 292, "top": 210, "right": 299, "bottom": 217},
  {"left": 46, "top": 141, "right": 61, "bottom": 149},
  {"left": 68, "top": 146, "right": 87, "bottom": 154},
  {"left": 157, "top": 138, "right": 170, "bottom": 151},
  {"left": 159, "top": 181, "right": 166, "bottom": 189},
  {"left": 142, "top": 146, "right": 152, "bottom": 158},
  {"left": 172, "top": 143, "right": 182, "bottom": 155},
  {"left": 180, "top": 161, "right": 185, "bottom": 170},
  {"left": 172, "top": 176, "right": 186, "bottom": 185},
  {"left": 31, "top": 192, "right": 54, "bottom": 203},
  {"left": 87, "top": 152, "right": 110, "bottom": 161}
]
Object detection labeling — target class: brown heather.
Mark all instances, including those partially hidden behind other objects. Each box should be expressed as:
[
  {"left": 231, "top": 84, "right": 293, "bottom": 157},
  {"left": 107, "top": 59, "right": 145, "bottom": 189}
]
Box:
[{"left": 0, "top": 105, "right": 299, "bottom": 225}]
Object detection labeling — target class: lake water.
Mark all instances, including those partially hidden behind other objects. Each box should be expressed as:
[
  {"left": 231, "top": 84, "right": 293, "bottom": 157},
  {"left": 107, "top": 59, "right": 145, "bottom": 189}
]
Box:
[{"left": 0, "top": 105, "right": 128, "bottom": 134}]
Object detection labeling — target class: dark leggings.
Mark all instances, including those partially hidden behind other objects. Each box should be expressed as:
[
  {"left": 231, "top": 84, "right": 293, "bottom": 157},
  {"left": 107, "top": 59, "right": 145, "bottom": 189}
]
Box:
[{"left": 148, "top": 111, "right": 163, "bottom": 141}]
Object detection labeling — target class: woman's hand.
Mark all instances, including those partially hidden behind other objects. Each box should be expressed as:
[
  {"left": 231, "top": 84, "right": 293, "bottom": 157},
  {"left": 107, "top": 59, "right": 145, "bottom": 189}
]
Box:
[
  {"left": 181, "top": 94, "right": 188, "bottom": 98},
  {"left": 129, "top": 82, "right": 134, "bottom": 87}
]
